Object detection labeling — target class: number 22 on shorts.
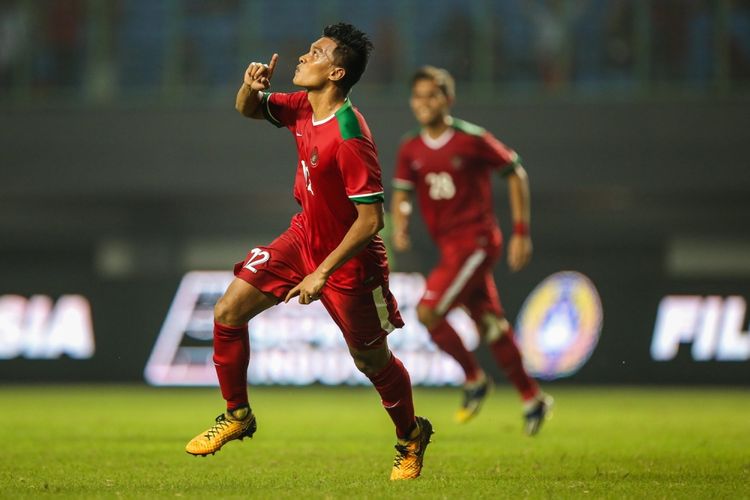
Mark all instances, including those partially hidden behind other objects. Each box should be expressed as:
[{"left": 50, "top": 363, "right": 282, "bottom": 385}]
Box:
[{"left": 244, "top": 248, "right": 270, "bottom": 273}]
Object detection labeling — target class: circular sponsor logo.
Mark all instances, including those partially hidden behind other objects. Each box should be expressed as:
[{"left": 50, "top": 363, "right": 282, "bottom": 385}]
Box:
[
  {"left": 515, "top": 271, "right": 603, "bottom": 380},
  {"left": 311, "top": 146, "right": 319, "bottom": 167}
]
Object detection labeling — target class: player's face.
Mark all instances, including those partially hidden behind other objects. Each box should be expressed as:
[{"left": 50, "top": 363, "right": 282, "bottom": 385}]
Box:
[
  {"left": 410, "top": 79, "right": 451, "bottom": 127},
  {"left": 293, "top": 37, "right": 341, "bottom": 90}
]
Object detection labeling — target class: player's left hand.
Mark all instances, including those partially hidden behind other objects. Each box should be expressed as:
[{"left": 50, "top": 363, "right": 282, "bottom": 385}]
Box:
[
  {"left": 285, "top": 270, "right": 327, "bottom": 305},
  {"left": 507, "top": 234, "right": 532, "bottom": 272}
]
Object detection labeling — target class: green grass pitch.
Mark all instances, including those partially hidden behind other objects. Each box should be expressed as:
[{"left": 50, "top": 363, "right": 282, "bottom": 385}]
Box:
[{"left": 1, "top": 385, "right": 748, "bottom": 498}]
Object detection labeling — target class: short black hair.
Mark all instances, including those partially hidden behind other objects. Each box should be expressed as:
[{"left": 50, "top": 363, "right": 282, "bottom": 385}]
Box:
[
  {"left": 411, "top": 66, "right": 456, "bottom": 100},
  {"left": 322, "top": 23, "right": 373, "bottom": 95}
]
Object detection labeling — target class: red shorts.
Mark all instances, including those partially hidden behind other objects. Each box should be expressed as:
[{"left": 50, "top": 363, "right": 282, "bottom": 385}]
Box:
[
  {"left": 421, "top": 231, "right": 504, "bottom": 322},
  {"left": 233, "top": 222, "right": 404, "bottom": 350}
]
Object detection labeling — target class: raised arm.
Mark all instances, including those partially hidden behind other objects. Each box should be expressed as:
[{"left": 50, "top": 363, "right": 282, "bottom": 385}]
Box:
[
  {"left": 504, "top": 165, "right": 532, "bottom": 272},
  {"left": 390, "top": 189, "right": 413, "bottom": 252},
  {"left": 235, "top": 53, "right": 279, "bottom": 119}
]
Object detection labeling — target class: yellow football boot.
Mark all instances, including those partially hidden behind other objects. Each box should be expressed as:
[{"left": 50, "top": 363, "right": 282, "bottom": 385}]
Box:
[
  {"left": 390, "top": 416, "right": 434, "bottom": 480},
  {"left": 185, "top": 406, "right": 257, "bottom": 456}
]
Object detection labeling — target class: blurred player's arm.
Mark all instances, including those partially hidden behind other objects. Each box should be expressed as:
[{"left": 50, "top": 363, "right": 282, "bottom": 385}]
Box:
[
  {"left": 235, "top": 54, "right": 279, "bottom": 119},
  {"left": 285, "top": 203, "right": 384, "bottom": 304},
  {"left": 505, "top": 165, "right": 533, "bottom": 272},
  {"left": 390, "top": 189, "right": 413, "bottom": 252}
]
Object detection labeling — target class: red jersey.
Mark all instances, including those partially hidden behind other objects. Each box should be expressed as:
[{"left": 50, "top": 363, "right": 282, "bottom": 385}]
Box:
[
  {"left": 260, "top": 90, "right": 389, "bottom": 293},
  {"left": 393, "top": 118, "right": 520, "bottom": 246}
]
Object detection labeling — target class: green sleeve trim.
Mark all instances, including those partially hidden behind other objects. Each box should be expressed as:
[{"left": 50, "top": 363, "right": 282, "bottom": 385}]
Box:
[
  {"left": 450, "top": 117, "right": 486, "bottom": 136},
  {"left": 500, "top": 164, "right": 517, "bottom": 177},
  {"left": 335, "top": 99, "right": 363, "bottom": 139},
  {"left": 349, "top": 192, "right": 385, "bottom": 204},
  {"left": 500, "top": 151, "right": 523, "bottom": 177},
  {"left": 260, "top": 92, "right": 284, "bottom": 128},
  {"left": 392, "top": 179, "right": 415, "bottom": 191}
]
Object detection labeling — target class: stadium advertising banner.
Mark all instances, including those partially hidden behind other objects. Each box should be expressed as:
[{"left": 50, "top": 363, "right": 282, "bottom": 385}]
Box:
[
  {"left": 0, "top": 295, "right": 95, "bottom": 360},
  {"left": 1, "top": 273, "right": 748, "bottom": 385},
  {"left": 0, "top": 277, "right": 177, "bottom": 383},
  {"left": 651, "top": 295, "right": 750, "bottom": 362},
  {"left": 144, "top": 272, "right": 477, "bottom": 387}
]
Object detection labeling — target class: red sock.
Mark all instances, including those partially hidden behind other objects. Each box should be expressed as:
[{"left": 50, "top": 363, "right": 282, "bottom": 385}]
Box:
[
  {"left": 367, "top": 354, "right": 416, "bottom": 439},
  {"left": 213, "top": 321, "right": 250, "bottom": 410},
  {"left": 489, "top": 326, "right": 539, "bottom": 401},
  {"left": 428, "top": 319, "right": 481, "bottom": 381}
]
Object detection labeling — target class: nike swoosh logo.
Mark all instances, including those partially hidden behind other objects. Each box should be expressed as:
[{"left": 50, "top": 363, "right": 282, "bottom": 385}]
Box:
[
  {"left": 383, "top": 400, "right": 401, "bottom": 409},
  {"left": 296, "top": 131, "right": 303, "bottom": 136},
  {"left": 364, "top": 336, "right": 382, "bottom": 346}
]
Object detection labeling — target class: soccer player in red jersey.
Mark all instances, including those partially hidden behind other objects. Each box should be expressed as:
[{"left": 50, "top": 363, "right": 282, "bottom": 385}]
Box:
[
  {"left": 185, "top": 24, "right": 432, "bottom": 479},
  {"left": 391, "top": 66, "right": 552, "bottom": 435}
]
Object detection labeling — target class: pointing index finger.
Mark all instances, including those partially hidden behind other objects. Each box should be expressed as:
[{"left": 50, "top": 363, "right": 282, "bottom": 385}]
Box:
[{"left": 267, "top": 53, "right": 279, "bottom": 79}]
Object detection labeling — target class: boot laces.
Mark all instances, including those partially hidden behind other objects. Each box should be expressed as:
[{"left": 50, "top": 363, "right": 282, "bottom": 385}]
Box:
[
  {"left": 204, "top": 414, "right": 231, "bottom": 440},
  {"left": 393, "top": 443, "right": 411, "bottom": 467}
]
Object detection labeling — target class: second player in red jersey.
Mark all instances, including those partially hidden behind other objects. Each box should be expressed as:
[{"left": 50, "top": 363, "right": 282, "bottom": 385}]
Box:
[
  {"left": 394, "top": 116, "right": 518, "bottom": 245},
  {"left": 391, "top": 66, "right": 553, "bottom": 435}
]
